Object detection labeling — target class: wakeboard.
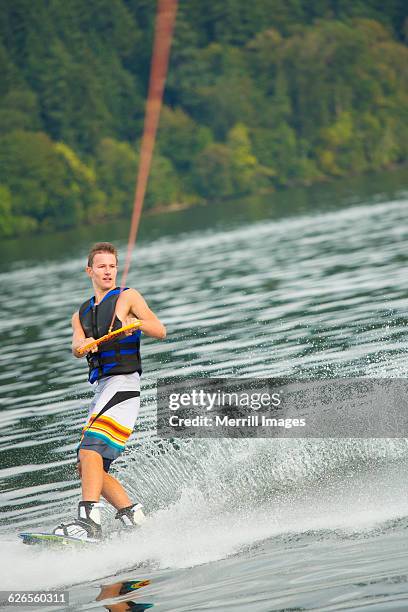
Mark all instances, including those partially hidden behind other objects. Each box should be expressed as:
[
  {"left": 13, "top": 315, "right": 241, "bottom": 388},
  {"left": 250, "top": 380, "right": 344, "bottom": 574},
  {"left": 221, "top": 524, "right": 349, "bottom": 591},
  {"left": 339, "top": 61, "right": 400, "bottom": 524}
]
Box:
[{"left": 19, "top": 531, "right": 99, "bottom": 547}]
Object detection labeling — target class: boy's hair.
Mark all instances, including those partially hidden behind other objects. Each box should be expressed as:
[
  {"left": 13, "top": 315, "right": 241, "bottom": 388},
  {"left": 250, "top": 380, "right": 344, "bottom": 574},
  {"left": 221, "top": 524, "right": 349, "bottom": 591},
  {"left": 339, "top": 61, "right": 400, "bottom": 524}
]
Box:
[{"left": 87, "top": 242, "right": 118, "bottom": 267}]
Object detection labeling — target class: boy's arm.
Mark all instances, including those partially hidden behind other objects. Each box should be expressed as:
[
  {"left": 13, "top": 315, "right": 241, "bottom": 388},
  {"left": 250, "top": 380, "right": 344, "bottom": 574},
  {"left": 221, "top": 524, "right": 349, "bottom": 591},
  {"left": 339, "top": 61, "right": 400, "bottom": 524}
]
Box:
[
  {"left": 124, "top": 289, "right": 166, "bottom": 339},
  {"left": 72, "top": 311, "right": 97, "bottom": 357}
]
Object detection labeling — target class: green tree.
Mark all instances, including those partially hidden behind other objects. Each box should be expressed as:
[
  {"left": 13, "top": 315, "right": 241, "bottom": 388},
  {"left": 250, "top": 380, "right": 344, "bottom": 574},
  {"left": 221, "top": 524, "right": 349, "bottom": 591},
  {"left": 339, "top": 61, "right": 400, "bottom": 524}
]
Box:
[
  {"left": 192, "top": 143, "right": 234, "bottom": 199},
  {"left": 158, "top": 106, "right": 213, "bottom": 172},
  {"left": 227, "top": 123, "right": 272, "bottom": 192},
  {"left": 252, "top": 124, "right": 298, "bottom": 185},
  {"left": 55, "top": 142, "right": 105, "bottom": 226},
  {"left": 0, "top": 185, "right": 15, "bottom": 237},
  {"left": 94, "top": 138, "right": 138, "bottom": 218},
  {"left": 145, "top": 154, "right": 181, "bottom": 210},
  {"left": 0, "top": 131, "right": 99, "bottom": 231},
  {"left": 0, "top": 87, "right": 41, "bottom": 135},
  {"left": 0, "top": 184, "right": 38, "bottom": 237}
]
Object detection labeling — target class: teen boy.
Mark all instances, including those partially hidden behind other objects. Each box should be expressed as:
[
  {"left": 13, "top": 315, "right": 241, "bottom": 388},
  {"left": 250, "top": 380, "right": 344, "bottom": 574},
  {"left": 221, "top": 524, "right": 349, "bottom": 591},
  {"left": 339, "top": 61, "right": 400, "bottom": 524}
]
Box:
[{"left": 53, "top": 242, "right": 166, "bottom": 541}]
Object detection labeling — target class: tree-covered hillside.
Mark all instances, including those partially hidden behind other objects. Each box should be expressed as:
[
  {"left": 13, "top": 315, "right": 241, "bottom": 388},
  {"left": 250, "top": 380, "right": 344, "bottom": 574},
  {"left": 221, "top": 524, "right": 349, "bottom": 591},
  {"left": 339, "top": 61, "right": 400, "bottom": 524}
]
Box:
[{"left": 0, "top": 0, "right": 407, "bottom": 237}]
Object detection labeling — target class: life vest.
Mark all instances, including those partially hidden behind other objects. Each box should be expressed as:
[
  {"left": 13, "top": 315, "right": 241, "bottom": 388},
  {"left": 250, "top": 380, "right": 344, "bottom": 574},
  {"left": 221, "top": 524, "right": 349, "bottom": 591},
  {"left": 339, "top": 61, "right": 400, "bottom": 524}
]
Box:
[{"left": 78, "top": 287, "right": 142, "bottom": 383}]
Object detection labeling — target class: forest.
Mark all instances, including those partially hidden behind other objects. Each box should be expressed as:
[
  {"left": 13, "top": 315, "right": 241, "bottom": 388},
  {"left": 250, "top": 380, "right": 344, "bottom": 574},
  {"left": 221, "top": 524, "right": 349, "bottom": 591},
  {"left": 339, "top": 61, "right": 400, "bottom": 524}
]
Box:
[{"left": 0, "top": 0, "right": 407, "bottom": 237}]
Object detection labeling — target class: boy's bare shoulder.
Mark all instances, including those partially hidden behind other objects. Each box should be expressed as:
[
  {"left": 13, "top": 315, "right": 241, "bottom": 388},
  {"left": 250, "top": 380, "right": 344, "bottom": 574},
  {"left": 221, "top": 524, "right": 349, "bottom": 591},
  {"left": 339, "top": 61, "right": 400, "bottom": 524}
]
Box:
[{"left": 123, "top": 288, "right": 144, "bottom": 301}]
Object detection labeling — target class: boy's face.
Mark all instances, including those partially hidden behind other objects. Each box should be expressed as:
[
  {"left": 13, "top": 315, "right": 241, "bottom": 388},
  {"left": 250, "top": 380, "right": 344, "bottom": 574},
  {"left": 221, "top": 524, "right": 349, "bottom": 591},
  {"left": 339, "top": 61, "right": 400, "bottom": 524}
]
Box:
[{"left": 86, "top": 252, "right": 118, "bottom": 291}]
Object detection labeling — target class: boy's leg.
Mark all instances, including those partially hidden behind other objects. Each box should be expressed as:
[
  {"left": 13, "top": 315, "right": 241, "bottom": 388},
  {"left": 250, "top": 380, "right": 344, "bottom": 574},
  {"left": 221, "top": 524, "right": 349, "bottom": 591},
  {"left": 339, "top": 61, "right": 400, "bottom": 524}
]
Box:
[
  {"left": 77, "top": 451, "right": 132, "bottom": 508},
  {"left": 101, "top": 472, "right": 133, "bottom": 509},
  {"left": 76, "top": 454, "right": 145, "bottom": 529},
  {"left": 52, "top": 451, "right": 104, "bottom": 540},
  {"left": 77, "top": 453, "right": 143, "bottom": 521},
  {"left": 78, "top": 449, "right": 104, "bottom": 501}
]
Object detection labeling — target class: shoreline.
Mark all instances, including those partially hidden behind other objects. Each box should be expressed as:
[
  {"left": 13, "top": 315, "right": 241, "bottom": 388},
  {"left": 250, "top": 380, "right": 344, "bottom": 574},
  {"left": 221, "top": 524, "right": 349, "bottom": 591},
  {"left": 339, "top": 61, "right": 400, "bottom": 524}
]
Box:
[{"left": 1, "top": 163, "right": 407, "bottom": 252}]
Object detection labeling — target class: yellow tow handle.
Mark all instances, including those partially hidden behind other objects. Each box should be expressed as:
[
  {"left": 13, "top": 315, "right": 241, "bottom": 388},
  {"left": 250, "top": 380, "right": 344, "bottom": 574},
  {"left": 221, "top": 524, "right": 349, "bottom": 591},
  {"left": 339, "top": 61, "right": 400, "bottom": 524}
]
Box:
[{"left": 77, "top": 321, "right": 142, "bottom": 355}]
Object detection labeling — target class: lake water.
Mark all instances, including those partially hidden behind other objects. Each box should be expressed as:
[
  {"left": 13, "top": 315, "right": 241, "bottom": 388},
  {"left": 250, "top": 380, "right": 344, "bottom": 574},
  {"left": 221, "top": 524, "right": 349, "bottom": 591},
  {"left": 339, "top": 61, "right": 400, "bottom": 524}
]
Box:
[{"left": 1, "top": 168, "right": 408, "bottom": 611}]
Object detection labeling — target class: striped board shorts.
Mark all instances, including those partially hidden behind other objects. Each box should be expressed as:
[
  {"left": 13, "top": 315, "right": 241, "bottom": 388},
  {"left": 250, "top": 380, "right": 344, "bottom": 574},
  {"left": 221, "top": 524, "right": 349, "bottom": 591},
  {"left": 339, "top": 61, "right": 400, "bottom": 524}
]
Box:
[{"left": 77, "top": 371, "right": 141, "bottom": 472}]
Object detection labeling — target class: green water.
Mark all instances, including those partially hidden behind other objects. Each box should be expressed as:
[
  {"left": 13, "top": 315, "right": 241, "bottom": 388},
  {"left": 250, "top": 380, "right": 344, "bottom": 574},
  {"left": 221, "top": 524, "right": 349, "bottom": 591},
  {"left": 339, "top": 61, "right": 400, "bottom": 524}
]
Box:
[{"left": 1, "top": 166, "right": 408, "bottom": 611}]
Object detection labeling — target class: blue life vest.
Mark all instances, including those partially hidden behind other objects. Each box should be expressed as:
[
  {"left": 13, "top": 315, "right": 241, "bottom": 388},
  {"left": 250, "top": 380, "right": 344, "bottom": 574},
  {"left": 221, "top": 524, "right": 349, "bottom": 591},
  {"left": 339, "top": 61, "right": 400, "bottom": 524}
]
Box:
[{"left": 78, "top": 287, "right": 142, "bottom": 383}]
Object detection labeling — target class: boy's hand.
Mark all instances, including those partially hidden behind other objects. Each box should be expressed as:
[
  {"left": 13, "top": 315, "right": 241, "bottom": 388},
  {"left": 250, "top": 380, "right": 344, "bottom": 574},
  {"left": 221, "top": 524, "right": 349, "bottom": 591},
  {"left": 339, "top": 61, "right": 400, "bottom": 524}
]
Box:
[
  {"left": 77, "top": 337, "right": 98, "bottom": 354},
  {"left": 123, "top": 317, "right": 142, "bottom": 335}
]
